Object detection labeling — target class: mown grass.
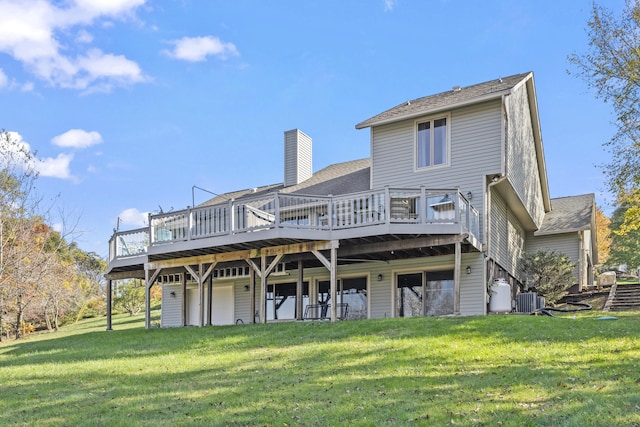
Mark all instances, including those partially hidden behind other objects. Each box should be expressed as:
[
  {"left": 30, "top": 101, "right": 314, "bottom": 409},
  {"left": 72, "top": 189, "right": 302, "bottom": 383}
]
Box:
[{"left": 1, "top": 311, "right": 639, "bottom": 426}]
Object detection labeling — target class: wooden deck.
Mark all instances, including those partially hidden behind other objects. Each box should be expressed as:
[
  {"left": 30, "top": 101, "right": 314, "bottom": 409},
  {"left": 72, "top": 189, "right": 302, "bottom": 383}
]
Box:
[{"left": 108, "top": 188, "right": 481, "bottom": 265}]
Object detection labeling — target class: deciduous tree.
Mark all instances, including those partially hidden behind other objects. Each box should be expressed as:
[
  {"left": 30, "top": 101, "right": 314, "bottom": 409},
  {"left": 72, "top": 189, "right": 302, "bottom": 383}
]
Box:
[{"left": 569, "top": 1, "right": 640, "bottom": 227}]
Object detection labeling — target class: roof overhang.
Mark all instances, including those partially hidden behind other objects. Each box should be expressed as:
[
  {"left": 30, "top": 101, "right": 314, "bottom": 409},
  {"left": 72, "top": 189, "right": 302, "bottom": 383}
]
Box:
[{"left": 355, "top": 90, "right": 511, "bottom": 130}]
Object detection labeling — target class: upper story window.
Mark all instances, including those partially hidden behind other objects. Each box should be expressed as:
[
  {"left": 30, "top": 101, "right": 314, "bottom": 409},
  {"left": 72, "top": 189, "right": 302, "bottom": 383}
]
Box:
[{"left": 416, "top": 115, "right": 449, "bottom": 169}]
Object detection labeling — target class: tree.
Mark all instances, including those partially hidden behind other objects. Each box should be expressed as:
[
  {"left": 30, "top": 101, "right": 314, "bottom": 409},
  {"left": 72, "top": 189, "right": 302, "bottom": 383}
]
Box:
[
  {"left": 609, "top": 195, "right": 640, "bottom": 269},
  {"left": 595, "top": 206, "right": 612, "bottom": 265},
  {"left": 521, "top": 250, "right": 577, "bottom": 305},
  {"left": 568, "top": 1, "right": 640, "bottom": 220},
  {"left": 114, "top": 279, "right": 145, "bottom": 316},
  {"left": 0, "top": 130, "right": 86, "bottom": 339}
]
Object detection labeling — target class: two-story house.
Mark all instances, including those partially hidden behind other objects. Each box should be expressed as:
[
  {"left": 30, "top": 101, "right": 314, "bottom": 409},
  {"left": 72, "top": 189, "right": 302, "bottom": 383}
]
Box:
[{"left": 105, "top": 71, "right": 596, "bottom": 329}]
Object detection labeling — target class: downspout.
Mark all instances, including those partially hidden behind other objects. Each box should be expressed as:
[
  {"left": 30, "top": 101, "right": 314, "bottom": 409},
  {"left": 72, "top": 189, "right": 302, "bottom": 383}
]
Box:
[
  {"left": 485, "top": 93, "right": 510, "bottom": 310},
  {"left": 485, "top": 175, "right": 507, "bottom": 286}
]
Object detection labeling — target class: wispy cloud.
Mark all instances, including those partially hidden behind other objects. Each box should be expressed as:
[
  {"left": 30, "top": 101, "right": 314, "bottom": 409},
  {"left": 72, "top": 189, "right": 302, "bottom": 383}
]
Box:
[
  {"left": 0, "top": 0, "right": 149, "bottom": 92},
  {"left": 163, "top": 36, "right": 239, "bottom": 62},
  {"left": 384, "top": 0, "right": 395, "bottom": 12},
  {"left": 118, "top": 207, "right": 149, "bottom": 227},
  {"left": 52, "top": 129, "right": 103, "bottom": 148}
]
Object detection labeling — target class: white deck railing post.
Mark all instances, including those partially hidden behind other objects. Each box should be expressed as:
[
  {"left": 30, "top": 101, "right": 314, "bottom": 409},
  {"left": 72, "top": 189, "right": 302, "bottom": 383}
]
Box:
[
  {"left": 420, "top": 186, "right": 426, "bottom": 224},
  {"left": 229, "top": 198, "right": 235, "bottom": 235},
  {"left": 274, "top": 192, "right": 280, "bottom": 228},
  {"left": 384, "top": 186, "right": 391, "bottom": 223},
  {"left": 148, "top": 213, "right": 154, "bottom": 245}
]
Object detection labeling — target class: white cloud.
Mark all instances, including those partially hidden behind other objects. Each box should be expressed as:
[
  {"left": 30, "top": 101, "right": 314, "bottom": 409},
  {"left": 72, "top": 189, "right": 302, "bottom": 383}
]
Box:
[
  {"left": 0, "top": 0, "right": 148, "bottom": 92},
  {"left": 0, "top": 68, "right": 7, "bottom": 87},
  {"left": 2, "top": 131, "right": 75, "bottom": 180},
  {"left": 384, "top": 0, "right": 395, "bottom": 12},
  {"left": 164, "top": 36, "right": 239, "bottom": 62},
  {"left": 52, "top": 128, "right": 103, "bottom": 148},
  {"left": 76, "top": 29, "right": 93, "bottom": 44},
  {"left": 118, "top": 207, "right": 148, "bottom": 227},
  {"left": 0, "top": 131, "right": 33, "bottom": 166},
  {"left": 35, "top": 153, "right": 74, "bottom": 179}
]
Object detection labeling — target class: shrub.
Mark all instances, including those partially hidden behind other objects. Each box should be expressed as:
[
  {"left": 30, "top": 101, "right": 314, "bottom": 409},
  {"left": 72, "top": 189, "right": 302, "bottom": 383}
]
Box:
[{"left": 521, "top": 250, "right": 576, "bottom": 304}]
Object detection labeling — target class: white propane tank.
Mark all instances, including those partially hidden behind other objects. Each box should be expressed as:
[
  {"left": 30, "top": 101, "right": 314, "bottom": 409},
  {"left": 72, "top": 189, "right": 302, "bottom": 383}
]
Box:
[{"left": 489, "top": 278, "right": 511, "bottom": 313}]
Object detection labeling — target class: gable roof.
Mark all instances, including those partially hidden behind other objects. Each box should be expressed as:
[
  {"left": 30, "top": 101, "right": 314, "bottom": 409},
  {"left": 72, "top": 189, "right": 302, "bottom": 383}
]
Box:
[
  {"left": 355, "top": 72, "right": 532, "bottom": 129},
  {"left": 199, "top": 158, "right": 371, "bottom": 206},
  {"left": 534, "top": 194, "right": 595, "bottom": 236}
]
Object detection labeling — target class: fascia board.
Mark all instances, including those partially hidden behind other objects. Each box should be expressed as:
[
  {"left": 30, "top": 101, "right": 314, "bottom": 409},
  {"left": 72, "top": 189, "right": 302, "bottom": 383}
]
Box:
[{"left": 355, "top": 90, "right": 512, "bottom": 129}]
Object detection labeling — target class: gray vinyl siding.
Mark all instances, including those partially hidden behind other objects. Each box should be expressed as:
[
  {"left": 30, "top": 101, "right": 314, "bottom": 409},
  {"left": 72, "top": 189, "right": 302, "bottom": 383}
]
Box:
[
  {"left": 161, "top": 284, "right": 183, "bottom": 327},
  {"left": 490, "top": 190, "right": 508, "bottom": 264},
  {"left": 460, "top": 252, "right": 487, "bottom": 315},
  {"left": 370, "top": 99, "right": 503, "bottom": 243},
  {"left": 526, "top": 231, "right": 580, "bottom": 278},
  {"left": 284, "top": 129, "right": 312, "bottom": 187},
  {"left": 505, "top": 84, "right": 545, "bottom": 227},
  {"left": 159, "top": 254, "right": 489, "bottom": 323},
  {"left": 507, "top": 210, "right": 526, "bottom": 282},
  {"left": 489, "top": 190, "right": 526, "bottom": 281}
]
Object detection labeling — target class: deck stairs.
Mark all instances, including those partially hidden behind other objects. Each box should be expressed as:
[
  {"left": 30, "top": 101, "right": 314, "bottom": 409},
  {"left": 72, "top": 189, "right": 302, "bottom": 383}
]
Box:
[{"left": 606, "top": 283, "right": 640, "bottom": 312}]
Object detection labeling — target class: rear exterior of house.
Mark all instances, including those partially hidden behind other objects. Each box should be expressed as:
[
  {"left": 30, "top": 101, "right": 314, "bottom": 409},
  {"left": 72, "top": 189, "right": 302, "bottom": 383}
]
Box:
[{"left": 105, "top": 72, "right": 596, "bottom": 329}]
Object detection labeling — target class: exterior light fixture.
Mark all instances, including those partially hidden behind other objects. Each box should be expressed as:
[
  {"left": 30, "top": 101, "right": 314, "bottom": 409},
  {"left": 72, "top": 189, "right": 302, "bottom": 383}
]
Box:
[
  {"left": 466, "top": 266, "right": 472, "bottom": 274},
  {"left": 170, "top": 291, "right": 176, "bottom": 297},
  {"left": 377, "top": 274, "right": 383, "bottom": 281},
  {"left": 243, "top": 285, "right": 250, "bottom": 292},
  {"left": 466, "top": 191, "right": 472, "bottom": 200}
]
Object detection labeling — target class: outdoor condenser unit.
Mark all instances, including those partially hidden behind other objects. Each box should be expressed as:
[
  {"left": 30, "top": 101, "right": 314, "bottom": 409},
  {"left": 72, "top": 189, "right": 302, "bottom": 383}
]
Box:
[{"left": 517, "top": 292, "right": 538, "bottom": 313}]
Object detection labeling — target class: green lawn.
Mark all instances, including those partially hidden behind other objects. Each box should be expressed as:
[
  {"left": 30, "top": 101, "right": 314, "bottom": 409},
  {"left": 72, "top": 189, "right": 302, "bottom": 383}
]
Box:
[{"left": 1, "top": 311, "right": 639, "bottom": 426}]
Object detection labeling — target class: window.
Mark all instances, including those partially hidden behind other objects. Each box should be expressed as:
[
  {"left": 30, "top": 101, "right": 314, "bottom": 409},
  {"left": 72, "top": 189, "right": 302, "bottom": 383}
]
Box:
[
  {"left": 396, "top": 270, "right": 454, "bottom": 317},
  {"left": 416, "top": 116, "right": 448, "bottom": 169}
]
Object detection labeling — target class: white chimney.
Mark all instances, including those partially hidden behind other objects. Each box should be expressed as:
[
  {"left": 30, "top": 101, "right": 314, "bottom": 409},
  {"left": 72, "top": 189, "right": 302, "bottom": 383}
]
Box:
[{"left": 284, "top": 129, "right": 312, "bottom": 187}]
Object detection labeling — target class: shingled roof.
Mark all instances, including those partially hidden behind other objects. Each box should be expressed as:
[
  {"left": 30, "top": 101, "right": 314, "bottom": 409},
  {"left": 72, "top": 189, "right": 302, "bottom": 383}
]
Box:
[
  {"left": 534, "top": 194, "right": 595, "bottom": 236},
  {"left": 355, "top": 72, "right": 532, "bottom": 129},
  {"left": 198, "top": 158, "right": 371, "bottom": 207}
]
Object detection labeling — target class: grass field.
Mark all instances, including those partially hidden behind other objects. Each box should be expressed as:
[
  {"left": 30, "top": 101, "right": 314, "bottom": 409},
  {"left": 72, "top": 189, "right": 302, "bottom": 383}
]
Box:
[{"left": 1, "top": 310, "right": 639, "bottom": 426}]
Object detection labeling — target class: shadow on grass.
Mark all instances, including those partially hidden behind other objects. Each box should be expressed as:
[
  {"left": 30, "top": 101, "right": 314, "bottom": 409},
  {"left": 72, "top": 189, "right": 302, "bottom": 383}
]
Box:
[{"left": 1, "top": 314, "right": 638, "bottom": 426}]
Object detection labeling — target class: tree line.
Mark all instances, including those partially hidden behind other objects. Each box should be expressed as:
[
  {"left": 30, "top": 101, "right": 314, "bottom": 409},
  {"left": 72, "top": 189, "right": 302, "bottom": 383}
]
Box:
[
  {"left": 0, "top": 131, "right": 106, "bottom": 340},
  {"left": 570, "top": 0, "right": 640, "bottom": 271}
]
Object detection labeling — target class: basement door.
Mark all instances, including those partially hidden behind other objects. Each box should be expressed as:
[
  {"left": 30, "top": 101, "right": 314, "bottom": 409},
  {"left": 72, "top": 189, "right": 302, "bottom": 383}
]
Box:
[{"left": 211, "top": 286, "right": 234, "bottom": 325}]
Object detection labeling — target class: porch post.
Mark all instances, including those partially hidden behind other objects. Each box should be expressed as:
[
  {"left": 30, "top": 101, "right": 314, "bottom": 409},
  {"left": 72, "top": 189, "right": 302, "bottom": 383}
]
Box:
[
  {"left": 250, "top": 267, "right": 256, "bottom": 324},
  {"left": 330, "top": 244, "right": 337, "bottom": 322},
  {"left": 296, "top": 259, "right": 303, "bottom": 320},
  {"left": 454, "top": 241, "right": 461, "bottom": 315},
  {"left": 260, "top": 253, "right": 267, "bottom": 324},
  {"left": 182, "top": 270, "right": 187, "bottom": 326},
  {"left": 145, "top": 269, "right": 151, "bottom": 329},
  {"left": 106, "top": 279, "right": 112, "bottom": 331},
  {"left": 207, "top": 275, "right": 213, "bottom": 326},
  {"left": 199, "top": 264, "right": 205, "bottom": 327}
]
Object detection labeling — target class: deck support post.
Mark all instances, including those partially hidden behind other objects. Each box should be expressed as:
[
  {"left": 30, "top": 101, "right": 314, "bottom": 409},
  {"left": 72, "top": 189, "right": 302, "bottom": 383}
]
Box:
[
  {"left": 106, "top": 279, "right": 112, "bottom": 331},
  {"left": 182, "top": 271, "right": 187, "bottom": 326},
  {"left": 145, "top": 268, "right": 151, "bottom": 329},
  {"left": 260, "top": 253, "right": 267, "bottom": 324},
  {"left": 311, "top": 240, "right": 340, "bottom": 322},
  {"left": 454, "top": 241, "right": 461, "bottom": 315},
  {"left": 330, "top": 244, "right": 337, "bottom": 322},
  {"left": 207, "top": 274, "right": 213, "bottom": 326},
  {"left": 249, "top": 267, "right": 256, "bottom": 324},
  {"left": 296, "top": 260, "right": 303, "bottom": 320}
]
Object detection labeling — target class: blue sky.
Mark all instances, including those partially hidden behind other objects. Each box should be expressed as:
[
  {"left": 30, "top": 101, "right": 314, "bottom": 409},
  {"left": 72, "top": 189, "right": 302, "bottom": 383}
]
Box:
[{"left": 0, "top": 0, "right": 623, "bottom": 257}]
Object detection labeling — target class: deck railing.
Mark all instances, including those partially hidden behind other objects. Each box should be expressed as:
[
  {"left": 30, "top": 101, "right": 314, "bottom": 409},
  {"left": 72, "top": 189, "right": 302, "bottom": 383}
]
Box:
[{"left": 109, "top": 188, "right": 479, "bottom": 261}]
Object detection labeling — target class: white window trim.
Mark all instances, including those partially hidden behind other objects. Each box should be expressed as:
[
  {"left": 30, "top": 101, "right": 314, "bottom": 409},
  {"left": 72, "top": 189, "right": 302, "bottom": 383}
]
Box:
[{"left": 414, "top": 113, "right": 451, "bottom": 171}]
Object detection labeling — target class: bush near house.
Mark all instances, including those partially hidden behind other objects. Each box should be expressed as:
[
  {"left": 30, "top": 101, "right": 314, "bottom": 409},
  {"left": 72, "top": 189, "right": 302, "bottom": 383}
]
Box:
[{"left": 521, "top": 250, "right": 576, "bottom": 304}]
